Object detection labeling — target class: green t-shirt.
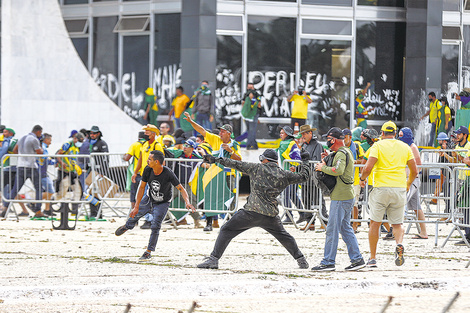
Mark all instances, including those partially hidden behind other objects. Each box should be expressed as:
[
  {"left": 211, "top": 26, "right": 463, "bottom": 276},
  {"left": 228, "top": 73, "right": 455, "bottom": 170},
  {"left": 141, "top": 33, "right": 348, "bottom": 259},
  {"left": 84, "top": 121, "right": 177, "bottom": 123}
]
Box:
[{"left": 321, "top": 146, "right": 354, "bottom": 201}]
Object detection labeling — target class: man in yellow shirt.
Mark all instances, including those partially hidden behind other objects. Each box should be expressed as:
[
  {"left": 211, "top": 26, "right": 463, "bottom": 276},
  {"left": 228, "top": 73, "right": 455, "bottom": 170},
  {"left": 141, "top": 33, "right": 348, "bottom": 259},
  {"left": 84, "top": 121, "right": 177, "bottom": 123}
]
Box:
[
  {"left": 420, "top": 92, "right": 442, "bottom": 147},
  {"left": 360, "top": 121, "right": 417, "bottom": 268},
  {"left": 168, "top": 86, "right": 190, "bottom": 129},
  {"left": 156, "top": 122, "right": 174, "bottom": 147},
  {"left": 131, "top": 124, "right": 164, "bottom": 229},
  {"left": 123, "top": 131, "right": 146, "bottom": 211},
  {"left": 287, "top": 86, "right": 312, "bottom": 129},
  {"left": 183, "top": 112, "right": 241, "bottom": 230}
]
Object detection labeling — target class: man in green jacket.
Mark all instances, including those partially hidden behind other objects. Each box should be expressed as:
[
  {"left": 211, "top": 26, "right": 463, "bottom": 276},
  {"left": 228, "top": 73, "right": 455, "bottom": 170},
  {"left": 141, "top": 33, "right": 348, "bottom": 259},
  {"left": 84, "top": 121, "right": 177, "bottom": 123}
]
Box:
[
  {"left": 311, "top": 127, "right": 365, "bottom": 272},
  {"left": 241, "top": 83, "right": 261, "bottom": 150}
]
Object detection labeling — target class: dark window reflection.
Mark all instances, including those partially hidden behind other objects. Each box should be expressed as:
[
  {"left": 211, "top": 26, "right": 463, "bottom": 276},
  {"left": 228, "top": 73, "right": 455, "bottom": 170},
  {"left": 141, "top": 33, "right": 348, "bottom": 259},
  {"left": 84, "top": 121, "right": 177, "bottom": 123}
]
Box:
[
  {"left": 357, "top": 0, "right": 404, "bottom": 7},
  {"left": 302, "top": 0, "right": 352, "bottom": 6},
  {"left": 462, "top": 26, "right": 470, "bottom": 89},
  {"left": 301, "top": 39, "right": 351, "bottom": 133},
  {"left": 252, "top": 0, "right": 296, "bottom": 2},
  {"left": 153, "top": 13, "right": 181, "bottom": 113},
  {"left": 64, "top": 0, "right": 89, "bottom": 4},
  {"left": 302, "top": 19, "right": 351, "bottom": 35},
  {"left": 248, "top": 16, "right": 296, "bottom": 138},
  {"left": 356, "top": 21, "right": 405, "bottom": 121},
  {"left": 441, "top": 45, "right": 459, "bottom": 93},
  {"left": 123, "top": 35, "right": 150, "bottom": 124},
  {"left": 216, "top": 35, "right": 243, "bottom": 136},
  {"left": 71, "top": 37, "right": 88, "bottom": 68},
  {"left": 92, "top": 16, "right": 119, "bottom": 104}
]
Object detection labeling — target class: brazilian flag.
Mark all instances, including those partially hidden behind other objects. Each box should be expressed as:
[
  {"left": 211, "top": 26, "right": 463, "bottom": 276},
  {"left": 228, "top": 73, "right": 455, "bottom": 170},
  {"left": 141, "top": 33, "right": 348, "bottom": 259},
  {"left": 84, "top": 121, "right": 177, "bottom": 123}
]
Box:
[{"left": 202, "top": 164, "right": 234, "bottom": 217}]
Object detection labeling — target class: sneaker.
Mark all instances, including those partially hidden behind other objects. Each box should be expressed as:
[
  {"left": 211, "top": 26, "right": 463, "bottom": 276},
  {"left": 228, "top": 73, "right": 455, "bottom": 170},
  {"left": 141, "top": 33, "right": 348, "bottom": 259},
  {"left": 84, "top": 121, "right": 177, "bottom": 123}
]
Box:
[
  {"left": 296, "top": 256, "right": 309, "bottom": 269},
  {"left": 311, "top": 264, "right": 335, "bottom": 272},
  {"left": 43, "top": 210, "right": 55, "bottom": 216},
  {"left": 380, "top": 225, "right": 388, "bottom": 233},
  {"left": 366, "top": 258, "right": 377, "bottom": 268},
  {"left": 345, "top": 259, "right": 366, "bottom": 271},
  {"left": 140, "top": 221, "right": 151, "bottom": 229},
  {"left": 197, "top": 256, "right": 219, "bottom": 269},
  {"left": 19, "top": 212, "right": 30, "bottom": 217},
  {"left": 454, "top": 239, "right": 470, "bottom": 246},
  {"left": 395, "top": 244, "right": 405, "bottom": 266},
  {"left": 203, "top": 225, "right": 213, "bottom": 232},
  {"left": 138, "top": 251, "right": 151, "bottom": 262},
  {"left": 383, "top": 232, "right": 394, "bottom": 240},
  {"left": 115, "top": 225, "right": 128, "bottom": 236}
]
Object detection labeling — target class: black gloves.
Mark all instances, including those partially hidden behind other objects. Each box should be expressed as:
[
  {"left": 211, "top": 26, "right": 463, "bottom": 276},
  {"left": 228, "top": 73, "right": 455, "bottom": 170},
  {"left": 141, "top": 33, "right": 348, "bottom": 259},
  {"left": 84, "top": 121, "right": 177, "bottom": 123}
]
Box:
[
  {"left": 300, "top": 150, "right": 310, "bottom": 162},
  {"left": 203, "top": 154, "right": 216, "bottom": 164}
]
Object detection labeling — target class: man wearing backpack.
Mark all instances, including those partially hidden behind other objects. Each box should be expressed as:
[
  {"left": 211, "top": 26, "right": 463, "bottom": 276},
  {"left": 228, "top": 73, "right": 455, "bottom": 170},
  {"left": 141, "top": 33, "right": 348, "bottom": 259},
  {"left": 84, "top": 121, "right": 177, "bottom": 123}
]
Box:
[{"left": 310, "top": 127, "right": 365, "bottom": 272}]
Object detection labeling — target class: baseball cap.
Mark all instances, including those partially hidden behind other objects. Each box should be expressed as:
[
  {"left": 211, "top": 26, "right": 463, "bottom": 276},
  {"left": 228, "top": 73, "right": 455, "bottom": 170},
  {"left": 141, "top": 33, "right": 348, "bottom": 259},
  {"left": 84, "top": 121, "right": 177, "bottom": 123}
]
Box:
[
  {"left": 184, "top": 139, "right": 197, "bottom": 149},
  {"left": 323, "top": 127, "right": 345, "bottom": 140},
  {"left": 69, "top": 130, "right": 78, "bottom": 138},
  {"left": 342, "top": 128, "right": 352, "bottom": 137},
  {"left": 218, "top": 124, "right": 233, "bottom": 133},
  {"left": 455, "top": 126, "right": 469, "bottom": 135},
  {"left": 5, "top": 128, "right": 15, "bottom": 136},
  {"left": 381, "top": 121, "right": 397, "bottom": 132},
  {"left": 259, "top": 149, "right": 278, "bottom": 163}
]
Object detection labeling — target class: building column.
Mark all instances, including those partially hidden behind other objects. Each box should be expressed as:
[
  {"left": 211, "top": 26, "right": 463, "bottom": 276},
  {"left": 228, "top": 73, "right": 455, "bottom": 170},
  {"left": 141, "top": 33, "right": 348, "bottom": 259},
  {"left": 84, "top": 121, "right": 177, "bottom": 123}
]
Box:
[
  {"left": 403, "top": 0, "right": 443, "bottom": 124},
  {"left": 180, "top": 0, "right": 217, "bottom": 99}
]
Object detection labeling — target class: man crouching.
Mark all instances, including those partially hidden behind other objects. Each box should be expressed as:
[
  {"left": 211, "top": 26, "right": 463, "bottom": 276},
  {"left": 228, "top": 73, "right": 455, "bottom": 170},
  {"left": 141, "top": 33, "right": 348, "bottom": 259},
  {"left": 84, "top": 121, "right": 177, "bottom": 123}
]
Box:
[{"left": 197, "top": 149, "right": 311, "bottom": 269}]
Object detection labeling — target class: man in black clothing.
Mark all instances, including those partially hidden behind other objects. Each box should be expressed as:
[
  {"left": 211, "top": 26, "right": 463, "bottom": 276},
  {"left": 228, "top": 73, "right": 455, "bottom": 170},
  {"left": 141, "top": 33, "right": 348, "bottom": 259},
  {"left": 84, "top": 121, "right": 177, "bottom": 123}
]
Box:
[
  {"left": 197, "top": 149, "right": 310, "bottom": 269},
  {"left": 115, "top": 150, "right": 195, "bottom": 261},
  {"left": 298, "top": 124, "right": 328, "bottom": 229}
]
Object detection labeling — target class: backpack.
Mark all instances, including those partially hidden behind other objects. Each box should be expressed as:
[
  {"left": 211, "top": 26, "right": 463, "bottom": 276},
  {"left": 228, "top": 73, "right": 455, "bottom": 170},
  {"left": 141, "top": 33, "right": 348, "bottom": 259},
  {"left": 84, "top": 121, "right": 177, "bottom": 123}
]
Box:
[{"left": 312, "top": 149, "right": 352, "bottom": 196}]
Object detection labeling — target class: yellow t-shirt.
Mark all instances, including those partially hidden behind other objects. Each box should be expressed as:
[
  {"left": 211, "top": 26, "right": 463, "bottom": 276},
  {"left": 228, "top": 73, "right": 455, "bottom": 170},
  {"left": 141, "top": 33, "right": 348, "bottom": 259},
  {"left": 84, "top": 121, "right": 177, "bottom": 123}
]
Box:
[
  {"left": 437, "top": 106, "right": 451, "bottom": 128},
  {"left": 139, "top": 140, "right": 164, "bottom": 175},
  {"left": 429, "top": 99, "right": 442, "bottom": 123},
  {"left": 204, "top": 132, "right": 241, "bottom": 159},
  {"left": 127, "top": 141, "right": 144, "bottom": 172},
  {"left": 455, "top": 141, "right": 470, "bottom": 179},
  {"left": 290, "top": 94, "right": 311, "bottom": 120},
  {"left": 352, "top": 142, "right": 365, "bottom": 186},
  {"left": 366, "top": 139, "right": 414, "bottom": 188},
  {"left": 172, "top": 94, "right": 190, "bottom": 118}
]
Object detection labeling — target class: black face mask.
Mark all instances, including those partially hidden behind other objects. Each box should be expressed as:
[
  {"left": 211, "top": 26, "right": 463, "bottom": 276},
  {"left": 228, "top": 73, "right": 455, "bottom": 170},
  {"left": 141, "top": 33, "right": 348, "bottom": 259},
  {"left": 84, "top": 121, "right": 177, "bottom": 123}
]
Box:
[
  {"left": 143, "top": 134, "right": 150, "bottom": 141},
  {"left": 428, "top": 98, "right": 433, "bottom": 102},
  {"left": 327, "top": 139, "right": 334, "bottom": 148}
]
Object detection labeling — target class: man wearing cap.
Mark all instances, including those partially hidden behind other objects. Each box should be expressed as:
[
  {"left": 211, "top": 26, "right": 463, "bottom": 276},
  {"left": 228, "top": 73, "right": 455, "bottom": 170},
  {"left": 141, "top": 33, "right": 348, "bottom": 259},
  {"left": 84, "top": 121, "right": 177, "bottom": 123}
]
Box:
[
  {"left": 297, "top": 124, "right": 327, "bottom": 229},
  {"left": 450, "top": 126, "right": 470, "bottom": 245},
  {"left": 343, "top": 128, "right": 364, "bottom": 232},
  {"left": 420, "top": 92, "right": 442, "bottom": 147},
  {"left": 311, "top": 127, "right": 365, "bottom": 271},
  {"left": 89, "top": 125, "right": 110, "bottom": 176},
  {"left": 123, "top": 131, "right": 146, "bottom": 213},
  {"left": 131, "top": 124, "right": 165, "bottom": 228},
  {"left": 287, "top": 86, "right": 312, "bottom": 129},
  {"left": 360, "top": 121, "right": 417, "bottom": 268},
  {"left": 156, "top": 122, "right": 174, "bottom": 147},
  {"left": 197, "top": 149, "right": 311, "bottom": 270},
  {"left": 277, "top": 126, "right": 304, "bottom": 224}
]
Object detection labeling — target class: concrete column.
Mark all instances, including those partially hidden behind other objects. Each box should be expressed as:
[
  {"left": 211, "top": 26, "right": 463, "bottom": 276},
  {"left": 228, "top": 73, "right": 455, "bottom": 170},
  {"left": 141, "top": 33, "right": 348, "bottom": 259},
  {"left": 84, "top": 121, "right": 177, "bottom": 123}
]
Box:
[
  {"left": 180, "top": 0, "right": 217, "bottom": 98},
  {"left": 404, "top": 0, "right": 443, "bottom": 124}
]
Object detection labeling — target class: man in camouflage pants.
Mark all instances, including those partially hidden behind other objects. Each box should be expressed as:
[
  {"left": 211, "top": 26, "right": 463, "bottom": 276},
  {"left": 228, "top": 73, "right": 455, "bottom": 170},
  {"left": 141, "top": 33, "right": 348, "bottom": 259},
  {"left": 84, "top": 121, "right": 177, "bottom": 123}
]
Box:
[{"left": 197, "top": 149, "right": 311, "bottom": 269}]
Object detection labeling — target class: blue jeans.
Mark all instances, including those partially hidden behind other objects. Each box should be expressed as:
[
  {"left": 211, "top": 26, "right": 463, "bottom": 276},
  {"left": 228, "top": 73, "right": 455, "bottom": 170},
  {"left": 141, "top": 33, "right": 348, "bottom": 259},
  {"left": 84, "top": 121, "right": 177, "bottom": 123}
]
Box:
[
  {"left": 195, "top": 113, "right": 212, "bottom": 136},
  {"left": 246, "top": 114, "right": 259, "bottom": 148},
  {"left": 5, "top": 167, "right": 42, "bottom": 211},
  {"left": 125, "top": 195, "right": 169, "bottom": 251},
  {"left": 174, "top": 117, "right": 181, "bottom": 129},
  {"left": 428, "top": 123, "right": 437, "bottom": 147},
  {"left": 321, "top": 198, "right": 362, "bottom": 266}
]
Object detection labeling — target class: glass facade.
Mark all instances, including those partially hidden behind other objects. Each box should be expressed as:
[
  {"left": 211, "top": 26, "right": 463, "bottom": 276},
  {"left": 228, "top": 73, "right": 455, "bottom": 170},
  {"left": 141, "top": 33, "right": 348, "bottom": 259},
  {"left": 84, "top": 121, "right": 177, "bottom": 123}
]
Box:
[{"left": 59, "top": 1, "right": 469, "bottom": 137}]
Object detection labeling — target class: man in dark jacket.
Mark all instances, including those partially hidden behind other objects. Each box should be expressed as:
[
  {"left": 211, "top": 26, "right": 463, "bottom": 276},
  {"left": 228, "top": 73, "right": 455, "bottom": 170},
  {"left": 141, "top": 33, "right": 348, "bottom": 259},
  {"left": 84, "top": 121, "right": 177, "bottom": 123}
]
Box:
[
  {"left": 298, "top": 124, "right": 328, "bottom": 229},
  {"left": 88, "top": 125, "right": 109, "bottom": 218},
  {"left": 197, "top": 149, "right": 311, "bottom": 270},
  {"left": 191, "top": 81, "right": 214, "bottom": 134}
]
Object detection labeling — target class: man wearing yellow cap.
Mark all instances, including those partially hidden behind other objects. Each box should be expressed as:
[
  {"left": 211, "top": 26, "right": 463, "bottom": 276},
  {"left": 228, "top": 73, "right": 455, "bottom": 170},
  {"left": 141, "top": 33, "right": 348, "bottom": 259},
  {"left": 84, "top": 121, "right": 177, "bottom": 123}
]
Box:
[{"left": 360, "top": 121, "right": 417, "bottom": 268}]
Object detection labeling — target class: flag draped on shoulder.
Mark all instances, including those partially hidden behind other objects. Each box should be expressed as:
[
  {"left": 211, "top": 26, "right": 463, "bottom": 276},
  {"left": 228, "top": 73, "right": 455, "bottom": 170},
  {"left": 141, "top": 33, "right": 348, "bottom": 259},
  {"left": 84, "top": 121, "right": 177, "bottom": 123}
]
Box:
[{"left": 202, "top": 163, "right": 234, "bottom": 217}]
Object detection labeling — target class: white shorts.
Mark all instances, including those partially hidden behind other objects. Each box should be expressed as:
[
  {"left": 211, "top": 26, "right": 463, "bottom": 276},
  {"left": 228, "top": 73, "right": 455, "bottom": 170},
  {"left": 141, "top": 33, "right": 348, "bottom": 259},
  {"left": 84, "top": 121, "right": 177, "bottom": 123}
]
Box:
[{"left": 369, "top": 187, "right": 406, "bottom": 224}]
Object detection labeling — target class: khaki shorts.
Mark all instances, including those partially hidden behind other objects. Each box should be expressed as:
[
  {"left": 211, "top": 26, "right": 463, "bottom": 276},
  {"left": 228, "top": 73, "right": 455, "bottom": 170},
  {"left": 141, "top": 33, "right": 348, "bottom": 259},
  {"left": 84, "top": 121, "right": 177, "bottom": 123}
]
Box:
[
  {"left": 369, "top": 187, "right": 406, "bottom": 224},
  {"left": 353, "top": 184, "right": 361, "bottom": 205}
]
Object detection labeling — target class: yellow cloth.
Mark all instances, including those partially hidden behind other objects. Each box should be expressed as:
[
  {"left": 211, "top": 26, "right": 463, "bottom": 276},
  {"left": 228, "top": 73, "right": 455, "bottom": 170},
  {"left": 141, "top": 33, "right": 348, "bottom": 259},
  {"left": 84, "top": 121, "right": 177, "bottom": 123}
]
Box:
[
  {"left": 455, "top": 141, "right": 470, "bottom": 179},
  {"left": 0, "top": 134, "right": 4, "bottom": 142},
  {"left": 429, "top": 99, "right": 442, "bottom": 123},
  {"left": 156, "top": 134, "right": 175, "bottom": 147},
  {"left": 290, "top": 94, "right": 311, "bottom": 119},
  {"left": 172, "top": 94, "right": 190, "bottom": 118},
  {"left": 127, "top": 141, "right": 144, "bottom": 172},
  {"left": 139, "top": 140, "right": 164, "bottom": 175},
  {"left": 437, "top": 106, "right": 451, "bottom": 129},
  {"left": 353, "top": 142, "right": 365, "bottom": 186},
  {"left": 366, "top": 139, "right": 414, "bottom": 188},
  {"left": 205, "top": 132, "right": 241, "bottom": 177}
]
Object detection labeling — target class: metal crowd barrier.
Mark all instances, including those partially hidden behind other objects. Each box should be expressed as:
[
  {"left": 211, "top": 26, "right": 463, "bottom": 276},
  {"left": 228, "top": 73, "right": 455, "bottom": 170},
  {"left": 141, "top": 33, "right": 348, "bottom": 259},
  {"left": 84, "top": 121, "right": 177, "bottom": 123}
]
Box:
[
  {"left": 164, "top": 157, "right": 241, "bottom": 226},
  {"left": 1, "top": 154, "right": 96, "bottom": 229},
  {"left": 441, "top": 166, "right": 470, "bottom": 247}
]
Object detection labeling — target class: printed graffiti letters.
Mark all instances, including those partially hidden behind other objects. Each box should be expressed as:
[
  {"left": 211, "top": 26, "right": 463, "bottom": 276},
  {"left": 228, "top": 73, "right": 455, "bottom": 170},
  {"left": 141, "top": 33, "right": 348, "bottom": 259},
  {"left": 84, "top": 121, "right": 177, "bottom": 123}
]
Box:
[{"left": 276, "top": 71, "right": 288, "bottom": 96}]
